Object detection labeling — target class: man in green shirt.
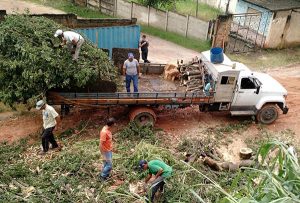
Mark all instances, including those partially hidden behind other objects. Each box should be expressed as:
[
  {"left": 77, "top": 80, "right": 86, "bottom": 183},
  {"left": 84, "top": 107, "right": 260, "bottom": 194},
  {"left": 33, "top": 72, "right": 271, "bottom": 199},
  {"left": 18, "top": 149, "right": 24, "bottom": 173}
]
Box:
[{"left": 139, "top": 159, "right": 172, "bottom": 202}]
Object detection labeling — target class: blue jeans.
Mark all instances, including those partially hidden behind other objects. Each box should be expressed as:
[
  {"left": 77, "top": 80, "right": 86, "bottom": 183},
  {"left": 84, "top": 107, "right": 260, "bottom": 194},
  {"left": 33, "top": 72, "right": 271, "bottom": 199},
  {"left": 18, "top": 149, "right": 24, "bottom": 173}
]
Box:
[
  {"left": 100, "top": 151, "right": 112, "bottom": 178},
  {"left": 126, "top": 74, "right": 138, "bottom": 92}
]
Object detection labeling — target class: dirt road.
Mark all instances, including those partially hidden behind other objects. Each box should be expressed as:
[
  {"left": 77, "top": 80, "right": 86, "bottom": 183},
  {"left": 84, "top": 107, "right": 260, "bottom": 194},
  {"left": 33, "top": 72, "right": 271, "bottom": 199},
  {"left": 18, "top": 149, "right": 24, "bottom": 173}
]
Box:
[
  {"left": 145, "top": 34, "right": 199, "bottom": 64},
  {"left": 0, "top": 0, "right": 65, "bottom": 14}
]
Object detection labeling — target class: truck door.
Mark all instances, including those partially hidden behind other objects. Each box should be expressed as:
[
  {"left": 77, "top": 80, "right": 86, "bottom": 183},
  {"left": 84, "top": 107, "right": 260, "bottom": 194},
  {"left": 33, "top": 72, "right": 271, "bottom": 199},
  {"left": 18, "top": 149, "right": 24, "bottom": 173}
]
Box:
[
  {"left": 214, "top": 76, "right": 236, "bottom": 102},
  {"left": 232, "top": 77, "right": 260, "bottom": 110}
]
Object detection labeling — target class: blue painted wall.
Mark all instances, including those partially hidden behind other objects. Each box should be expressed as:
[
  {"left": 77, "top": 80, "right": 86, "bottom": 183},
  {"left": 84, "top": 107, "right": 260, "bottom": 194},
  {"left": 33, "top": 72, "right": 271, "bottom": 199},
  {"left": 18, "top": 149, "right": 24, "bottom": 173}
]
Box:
[
  {"left": 77, "top": 25, "right": 140, "bottom": 58},
  {"left": 235, "top": 0, "right": 273, "bottom": 35}
]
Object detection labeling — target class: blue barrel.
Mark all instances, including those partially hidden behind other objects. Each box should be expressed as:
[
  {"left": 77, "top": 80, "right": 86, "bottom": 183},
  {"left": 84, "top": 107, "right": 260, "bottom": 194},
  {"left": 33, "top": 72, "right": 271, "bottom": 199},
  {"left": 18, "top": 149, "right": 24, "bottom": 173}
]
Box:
[{"left": 210, "top": 47, "right": 224, "bottom": 64}]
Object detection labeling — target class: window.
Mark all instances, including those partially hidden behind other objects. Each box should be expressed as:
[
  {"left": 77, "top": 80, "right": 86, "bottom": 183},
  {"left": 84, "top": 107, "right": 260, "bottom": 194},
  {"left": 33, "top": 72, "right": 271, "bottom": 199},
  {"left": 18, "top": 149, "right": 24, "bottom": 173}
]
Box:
[
  {"left": 221, "top": 76, "right": 235, "bottom": 85},
  {"left": 241, "top": 78, "right": 257, "bottom": 89}
]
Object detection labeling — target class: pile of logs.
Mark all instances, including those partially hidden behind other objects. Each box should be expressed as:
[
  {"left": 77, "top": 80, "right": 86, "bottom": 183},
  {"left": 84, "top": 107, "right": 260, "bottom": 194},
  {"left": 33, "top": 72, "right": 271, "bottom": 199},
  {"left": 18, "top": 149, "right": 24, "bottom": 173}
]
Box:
[{"left": 178, "top": 58, "right": 203, "bottom": 93}]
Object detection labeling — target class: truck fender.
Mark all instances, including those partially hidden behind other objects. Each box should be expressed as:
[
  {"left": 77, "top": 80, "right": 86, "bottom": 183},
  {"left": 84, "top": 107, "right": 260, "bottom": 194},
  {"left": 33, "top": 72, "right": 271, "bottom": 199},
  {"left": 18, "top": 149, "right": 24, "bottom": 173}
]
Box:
[{"left": 255, "top": 96, "right": 286, "bottom": 110}]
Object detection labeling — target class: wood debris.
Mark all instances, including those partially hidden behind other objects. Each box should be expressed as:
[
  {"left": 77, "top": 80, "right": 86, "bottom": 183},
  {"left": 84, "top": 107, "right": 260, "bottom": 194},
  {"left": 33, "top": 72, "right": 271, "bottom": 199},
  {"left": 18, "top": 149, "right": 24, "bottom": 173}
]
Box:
[{"left": 178, "top": 57, "right": 205, "bottom": 93}]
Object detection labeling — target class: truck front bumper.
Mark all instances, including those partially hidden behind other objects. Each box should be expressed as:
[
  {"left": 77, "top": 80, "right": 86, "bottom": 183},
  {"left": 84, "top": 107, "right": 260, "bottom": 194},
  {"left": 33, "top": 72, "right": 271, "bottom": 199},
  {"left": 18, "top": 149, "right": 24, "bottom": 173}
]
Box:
[{"left": 283, "top": 107, "right": 289, "bottom": 114}]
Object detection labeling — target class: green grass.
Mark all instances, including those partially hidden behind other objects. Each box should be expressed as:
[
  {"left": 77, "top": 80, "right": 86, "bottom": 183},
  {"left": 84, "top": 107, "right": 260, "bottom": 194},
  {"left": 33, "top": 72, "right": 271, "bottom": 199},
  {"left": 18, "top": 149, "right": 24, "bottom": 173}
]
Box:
[
  {"left": 131, "top": 0, "right": 222, "bottom": 21},
  {"left": 175, "top": 0, "right": 222, "bottom": 21},
  {"left": 141, "top": 25, "right": 211, "bottom": 52},
  {"left": 0, "top": 102, "right": 12, "bottom": 113},
  {"left": 228, "top": 47, "right": 300, "bottom": 71},
  {"left": 24, "top": 0, "right": 112, "bottom": 18}
]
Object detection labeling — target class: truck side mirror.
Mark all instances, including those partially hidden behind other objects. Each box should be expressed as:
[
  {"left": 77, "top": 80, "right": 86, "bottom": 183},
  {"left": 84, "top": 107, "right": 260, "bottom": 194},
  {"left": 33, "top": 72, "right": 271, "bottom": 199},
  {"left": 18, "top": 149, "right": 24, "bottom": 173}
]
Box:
[{"left": 255, "top": 86, "right": 260, "bottom": 94}]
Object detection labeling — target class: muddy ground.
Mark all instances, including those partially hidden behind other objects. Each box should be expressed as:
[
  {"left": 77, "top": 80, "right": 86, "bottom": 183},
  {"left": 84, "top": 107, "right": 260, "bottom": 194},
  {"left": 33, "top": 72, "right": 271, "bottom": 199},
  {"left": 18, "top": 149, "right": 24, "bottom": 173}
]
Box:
[{"left": 0, "top": 65, "right": 299, "bottom": 163}]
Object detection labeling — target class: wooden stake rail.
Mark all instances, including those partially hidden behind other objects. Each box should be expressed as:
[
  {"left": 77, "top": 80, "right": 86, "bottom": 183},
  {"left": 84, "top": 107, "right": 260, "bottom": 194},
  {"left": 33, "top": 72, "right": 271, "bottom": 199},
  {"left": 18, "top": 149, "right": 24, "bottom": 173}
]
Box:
[{"left": 47, "top": 91, "right": 213, "bottom": 107}]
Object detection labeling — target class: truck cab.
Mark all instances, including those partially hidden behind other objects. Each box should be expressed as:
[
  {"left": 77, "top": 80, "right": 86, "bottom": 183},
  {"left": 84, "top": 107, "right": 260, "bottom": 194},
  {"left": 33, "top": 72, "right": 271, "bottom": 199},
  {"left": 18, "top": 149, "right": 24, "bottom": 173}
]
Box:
[{"left": 201, "top": 51, "right": 288, "bottom": 124}]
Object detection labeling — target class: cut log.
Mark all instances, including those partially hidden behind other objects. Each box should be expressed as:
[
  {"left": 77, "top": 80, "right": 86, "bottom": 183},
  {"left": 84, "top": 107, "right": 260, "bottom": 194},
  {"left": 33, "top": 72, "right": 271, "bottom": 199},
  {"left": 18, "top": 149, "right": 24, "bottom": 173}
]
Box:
[
  {"left": 203, "top": 157, "right": 222, "bottom": 171},
  {"left": 188, "top": 75, "right": 202, "bottom": 80},
  {"left": 239, "top": 160, "right": 255, "bottom": 167},
  {"left": 239, "top": 148, "right": 253, "bottom": 160},
  {"left": 186, "top": 71, "right": 202, "bottom": 76}
]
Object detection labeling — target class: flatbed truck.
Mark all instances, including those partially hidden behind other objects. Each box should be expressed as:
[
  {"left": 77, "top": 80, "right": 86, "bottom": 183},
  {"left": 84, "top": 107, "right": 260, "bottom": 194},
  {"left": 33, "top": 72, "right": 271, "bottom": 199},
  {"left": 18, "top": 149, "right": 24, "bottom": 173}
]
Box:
[{"left": 47, "top": 51, "right": 288, "bottom": 126}]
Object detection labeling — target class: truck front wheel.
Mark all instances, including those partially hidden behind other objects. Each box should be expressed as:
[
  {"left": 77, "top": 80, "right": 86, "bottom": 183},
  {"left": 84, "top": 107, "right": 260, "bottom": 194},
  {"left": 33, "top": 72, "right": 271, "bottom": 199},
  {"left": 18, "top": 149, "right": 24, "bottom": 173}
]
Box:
[{"left": 257, "top": 104, "right": 278, "bottom": 124}]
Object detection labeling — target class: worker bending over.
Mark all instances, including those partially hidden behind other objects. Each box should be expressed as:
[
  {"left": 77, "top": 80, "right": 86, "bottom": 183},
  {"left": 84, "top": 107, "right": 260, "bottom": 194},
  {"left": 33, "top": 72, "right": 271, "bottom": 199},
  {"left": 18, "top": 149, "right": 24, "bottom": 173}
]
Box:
[
  {"left": 139, "top": 159, "right": 172, "bottom": 202},
  {"left": 54, "top": 29, "right": 84, "bottom": 61}
]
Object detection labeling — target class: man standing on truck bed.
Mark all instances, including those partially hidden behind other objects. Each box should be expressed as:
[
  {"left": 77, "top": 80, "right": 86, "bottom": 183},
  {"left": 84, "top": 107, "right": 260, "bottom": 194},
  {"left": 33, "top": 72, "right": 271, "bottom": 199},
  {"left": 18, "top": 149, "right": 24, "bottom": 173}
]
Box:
[
  {"left": 36, "top": 100, "right": 61, "bottom": 155},
  {"left": 54, "top": 29, "right": 84, "bottom": 61},
  {"left": 139, "top": 159, "right": 172, "bottom": 202},
  {"left": 123, "top": 53, "right": 141, "bottom": 93},
  {"left": 140, "top": 35, "right": 150, "bottom": 63}
]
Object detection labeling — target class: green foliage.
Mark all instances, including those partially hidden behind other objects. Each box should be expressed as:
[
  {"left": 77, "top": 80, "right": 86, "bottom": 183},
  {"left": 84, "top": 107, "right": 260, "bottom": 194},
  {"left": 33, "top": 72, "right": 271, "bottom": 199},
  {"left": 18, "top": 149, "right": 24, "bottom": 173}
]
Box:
[
  {"left": 175, "top": 0, "right": 222, "bottom": 21},
  {"left": 117, "top": 122, "right": 156, "bottom": 143},
  {"left": 141, "top": 25, "right": 211, "bottom": 52},
  {"left": 0, "top": 14, "right": 117, "bottom": 105},
  {"left": 25, "top": 0, "right": 112, "bottom": 18},
  {"left": 135, "top": 0, "right": 176, "bottom": 9}
]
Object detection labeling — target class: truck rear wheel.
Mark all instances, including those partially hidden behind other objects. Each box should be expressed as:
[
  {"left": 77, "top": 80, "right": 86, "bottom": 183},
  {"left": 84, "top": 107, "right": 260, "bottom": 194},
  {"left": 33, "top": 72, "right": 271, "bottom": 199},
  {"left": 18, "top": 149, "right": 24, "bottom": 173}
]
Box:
[
  {"left": 129, "top": 107, "right": 157, "bottom": 127},
  {"left": 257, "top": 104, "right": 278, "bottom": 124}
]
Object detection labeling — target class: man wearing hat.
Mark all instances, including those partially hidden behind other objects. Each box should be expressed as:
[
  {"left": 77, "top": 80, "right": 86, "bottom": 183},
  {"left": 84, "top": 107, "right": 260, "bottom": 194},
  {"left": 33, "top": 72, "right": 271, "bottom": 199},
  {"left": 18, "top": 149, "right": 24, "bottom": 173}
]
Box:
[
  {"left": 54, "top": 29, "right": 84, "bottom": 61},
  {"left": 36, "top": 100, "right": 60, "bottom": 155},
  {"left": 123, "top": 53, "right": 141, "bottom": 92},
  {"left": 139, "top": 159, "right": 172, "bottom": 202}
]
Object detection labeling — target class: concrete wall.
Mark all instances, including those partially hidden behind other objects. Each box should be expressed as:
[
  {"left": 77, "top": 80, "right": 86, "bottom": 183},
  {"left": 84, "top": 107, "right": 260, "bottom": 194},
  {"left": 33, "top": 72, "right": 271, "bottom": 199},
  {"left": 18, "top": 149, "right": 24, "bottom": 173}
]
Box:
[
  {"left": 236, "top": 0, "right": 272, "bottom": 35},
  {"left": 75, "top": 0, "right": 115, "bottom": 15},
  {"left": 266, "top": 10, "right": 300, "bottom": 48},
  {"left": 116, "top": 0, "right": 209, "bottom": 40},
  {"left": 285, "top": 10, "right": 300, "bottom": 47}
]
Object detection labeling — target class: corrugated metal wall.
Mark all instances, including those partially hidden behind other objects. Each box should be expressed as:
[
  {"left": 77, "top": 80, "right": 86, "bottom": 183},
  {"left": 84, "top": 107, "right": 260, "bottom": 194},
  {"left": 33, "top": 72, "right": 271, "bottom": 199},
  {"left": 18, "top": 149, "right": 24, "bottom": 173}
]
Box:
[{"left": 77, "top": 25, "right": 140, "bottom": 58}]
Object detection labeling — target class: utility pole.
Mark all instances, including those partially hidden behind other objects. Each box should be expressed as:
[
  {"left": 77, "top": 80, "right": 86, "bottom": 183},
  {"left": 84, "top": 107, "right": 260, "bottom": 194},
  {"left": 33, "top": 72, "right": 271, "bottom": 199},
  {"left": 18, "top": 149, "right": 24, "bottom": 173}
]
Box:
[{"left": 226, "top": 0, "right": 231, "bottom": 14}]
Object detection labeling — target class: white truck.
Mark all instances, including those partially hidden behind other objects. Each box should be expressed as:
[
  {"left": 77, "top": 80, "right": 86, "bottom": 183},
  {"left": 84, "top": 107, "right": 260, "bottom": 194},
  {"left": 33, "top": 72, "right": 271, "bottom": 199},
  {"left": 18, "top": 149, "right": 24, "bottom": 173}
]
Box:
[
  {"left": 200, "top": 50, "right": 288, "bottom": 124},
  {"left": 47, "top": 50, "right": 289, "bottom": 125}
]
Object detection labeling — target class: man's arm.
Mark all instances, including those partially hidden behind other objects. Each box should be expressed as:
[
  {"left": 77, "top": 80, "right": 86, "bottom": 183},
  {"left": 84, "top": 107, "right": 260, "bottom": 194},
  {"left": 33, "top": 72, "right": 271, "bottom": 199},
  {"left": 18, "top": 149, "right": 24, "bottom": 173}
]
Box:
[
  {"left": 154, "top": 168, "right": 163, "bottom": 179},
  {"left": 54, "top": 115, "right": 61, "bottom": 131},
  {"left": 137, "top": 61, "right": 141, "bottom": 75},
  {"left": 71, "top": 39, "right": 78, "bottom": 46},
  {"left": 145, "top": 173, "right": 152, "bottom": 183},
  {"left": 122, "top": 63, "right": 126, "bottom": 76}
]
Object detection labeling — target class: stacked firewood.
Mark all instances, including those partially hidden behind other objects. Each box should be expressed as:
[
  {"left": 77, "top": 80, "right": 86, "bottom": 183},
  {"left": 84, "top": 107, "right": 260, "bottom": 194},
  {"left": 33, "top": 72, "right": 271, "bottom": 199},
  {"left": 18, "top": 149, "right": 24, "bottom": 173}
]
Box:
[{"left": 178, "top": 58, "right": 203, "bottom": 93}]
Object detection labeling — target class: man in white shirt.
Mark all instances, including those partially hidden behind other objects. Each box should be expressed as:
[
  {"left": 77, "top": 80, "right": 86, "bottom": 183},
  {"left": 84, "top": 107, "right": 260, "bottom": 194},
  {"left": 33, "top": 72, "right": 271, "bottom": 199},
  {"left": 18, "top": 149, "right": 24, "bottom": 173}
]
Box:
[
  {"left": 122, "top": 53, "right": 141, "bottom": 92},
  {"left": 36, "top": 100, "right": 61, "bottom": 155},
  {"left": 54, "top": 29, "right": 85, "bottom": 61}
]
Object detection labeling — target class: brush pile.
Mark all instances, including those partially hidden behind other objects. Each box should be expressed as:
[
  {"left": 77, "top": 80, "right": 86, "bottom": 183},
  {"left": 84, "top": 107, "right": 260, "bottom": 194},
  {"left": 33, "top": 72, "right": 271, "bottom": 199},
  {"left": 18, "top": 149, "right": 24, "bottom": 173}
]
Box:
[{"left": 0, "top": 14, "right": 117, "bottom": 105}]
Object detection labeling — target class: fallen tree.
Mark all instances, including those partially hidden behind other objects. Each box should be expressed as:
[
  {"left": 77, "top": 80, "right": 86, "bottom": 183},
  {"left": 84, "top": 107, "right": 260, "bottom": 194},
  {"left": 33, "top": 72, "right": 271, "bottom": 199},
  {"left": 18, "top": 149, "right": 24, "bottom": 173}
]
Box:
[{"left": 0, "top": 14, "right": 117, "bottom": 106}]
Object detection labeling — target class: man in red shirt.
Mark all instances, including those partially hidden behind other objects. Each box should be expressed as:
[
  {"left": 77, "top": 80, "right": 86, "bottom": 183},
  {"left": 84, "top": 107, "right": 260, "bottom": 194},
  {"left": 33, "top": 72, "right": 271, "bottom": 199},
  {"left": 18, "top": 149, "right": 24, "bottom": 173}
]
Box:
[{"left": 99, "top": 117, "right": 116, "bottom": 181}]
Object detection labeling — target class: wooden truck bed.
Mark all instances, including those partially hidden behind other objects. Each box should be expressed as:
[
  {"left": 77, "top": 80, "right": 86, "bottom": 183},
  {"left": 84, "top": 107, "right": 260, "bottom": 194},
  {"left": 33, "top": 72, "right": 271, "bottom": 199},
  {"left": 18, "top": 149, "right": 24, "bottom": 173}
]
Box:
[{"left": 47, "top": 91, "right": 213, "bottom": 107}]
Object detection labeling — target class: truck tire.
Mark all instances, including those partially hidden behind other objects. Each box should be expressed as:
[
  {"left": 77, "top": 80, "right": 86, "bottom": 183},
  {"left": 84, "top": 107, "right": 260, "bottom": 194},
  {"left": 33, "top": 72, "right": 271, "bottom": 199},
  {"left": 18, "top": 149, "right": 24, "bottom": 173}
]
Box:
[
  {"left": 129, "top": 107, "right": 157, "bottom": 127},
  {"left": 257, "top": 104, "right": 278, "bottom": 124}
]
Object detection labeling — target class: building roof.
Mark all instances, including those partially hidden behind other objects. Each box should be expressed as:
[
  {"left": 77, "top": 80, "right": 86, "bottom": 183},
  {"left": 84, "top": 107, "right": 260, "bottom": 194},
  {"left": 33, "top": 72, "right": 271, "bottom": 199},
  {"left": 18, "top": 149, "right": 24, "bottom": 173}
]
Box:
[{"left": 243, "top": 0, "right": 300, "bottom": 11}]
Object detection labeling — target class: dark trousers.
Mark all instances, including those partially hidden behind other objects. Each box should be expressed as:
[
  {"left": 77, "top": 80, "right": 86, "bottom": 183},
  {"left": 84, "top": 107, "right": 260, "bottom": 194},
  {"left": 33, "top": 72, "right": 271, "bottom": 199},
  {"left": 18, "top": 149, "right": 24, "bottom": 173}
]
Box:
[
  {"left": 142, "top": 49, "right": 150, "bottom": 63},
  {"left": 42, "top": 127, "right": 58, "bottom": 152},
  {"left": 149, "top": 176, "right": 165, "bottom": 202}
]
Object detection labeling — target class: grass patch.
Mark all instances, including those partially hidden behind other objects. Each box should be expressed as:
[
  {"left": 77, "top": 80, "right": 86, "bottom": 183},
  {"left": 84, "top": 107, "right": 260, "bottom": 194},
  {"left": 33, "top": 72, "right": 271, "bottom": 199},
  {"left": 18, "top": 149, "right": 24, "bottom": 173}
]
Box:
[
  {"left": 0, "top": 102, "right": 12, "bottom": 113},
  {"left": 131, "top": 0, "right": 222, "bottom": 21},
  {"left": 175, "top": 0, "right": 222, "bottom": 21},
  {"left": 24, "top": 0, "right": 112, "bottom": 18},
  {"left": 141, "top": 25, "right": 211, "bottom": 52},
  {"left": 228, "top": 47, "right": 300, "bottom": 71}
]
